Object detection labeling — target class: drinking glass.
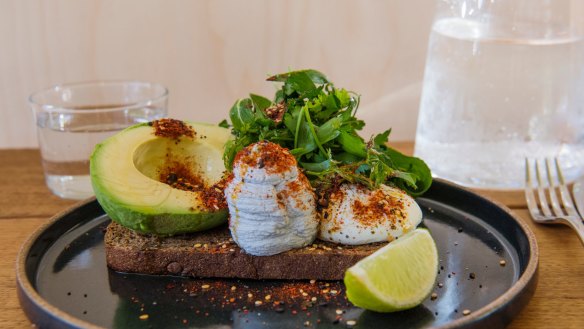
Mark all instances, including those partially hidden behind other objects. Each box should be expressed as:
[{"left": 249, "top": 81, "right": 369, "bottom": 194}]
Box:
[
  {"left": 29, "top": 81, "right": 168, "bottom": 199},
  {"left": 414, "top": 0, "right": 584, "bottom": 189}
]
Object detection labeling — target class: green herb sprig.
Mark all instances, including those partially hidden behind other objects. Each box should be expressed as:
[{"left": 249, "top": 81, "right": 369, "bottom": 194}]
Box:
[{"left": 220, "top": 69, "right": 431, "bottom": 196}]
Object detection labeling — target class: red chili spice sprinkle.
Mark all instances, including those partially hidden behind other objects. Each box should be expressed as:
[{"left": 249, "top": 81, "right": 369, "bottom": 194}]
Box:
[
  {"left": 351, "top": 186, "right": 407, "bottom": 227},
  {"left": 151, "top": 118, "right": 195, "bottom": 139},
  {"left": 179, "top": 279, "right": 349, "bottom": 313},
  {"left": 150, "top": 118, "right": 229, "bottom": 210},
  {"left": 158, "top": 160, "right": 230, "bottom": 211},
  {"left": 160, "top": 161, "right": 206, "bottom": 192},
  {"left": 200, "top": 174, "right": 231, "bottom": 210},
  {"left": 233, "top": 141, "right": 297, "bottom": 175}
]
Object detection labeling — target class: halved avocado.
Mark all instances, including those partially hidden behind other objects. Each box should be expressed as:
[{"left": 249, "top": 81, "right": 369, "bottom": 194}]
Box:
[{"left": 90, "top": 120, "right": 231, "bottom": 236}]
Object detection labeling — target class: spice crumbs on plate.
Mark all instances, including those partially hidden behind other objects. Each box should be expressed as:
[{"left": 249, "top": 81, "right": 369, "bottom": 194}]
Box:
[
  {"left": 463, "top": 309, "right": 471, "bottom": 316},
  {"left": 500, "top": 260, "right": 507, "bottom": 266},
  {"left": 431, "top": 292, "right": 438, "bottom": 300},
  {"left": 169, "top": 279, "right": 350, "bottom": 319}
]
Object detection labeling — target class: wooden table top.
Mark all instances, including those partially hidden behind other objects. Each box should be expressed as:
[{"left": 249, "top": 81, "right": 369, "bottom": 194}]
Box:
[{"left": 1, "top": 144, "right": 583, "bottom": 329}]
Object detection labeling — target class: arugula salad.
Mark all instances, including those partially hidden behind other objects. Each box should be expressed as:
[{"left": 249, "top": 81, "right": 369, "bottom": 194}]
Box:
[{"left": 220, "top": 69, "right": 431, "bottom": 196}]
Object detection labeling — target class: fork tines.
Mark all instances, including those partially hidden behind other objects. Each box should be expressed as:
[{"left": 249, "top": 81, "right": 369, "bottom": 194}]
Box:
[{"left": 525, "top": 158, "right": 579, "bottom": 219}]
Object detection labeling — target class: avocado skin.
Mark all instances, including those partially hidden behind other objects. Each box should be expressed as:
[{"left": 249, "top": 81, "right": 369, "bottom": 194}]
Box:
[
  {"left": 90, "top": 122, "right": 229, "bottom": 236},
  {"left": 95, "top": 187, "right": 227, "bottom": 236}
]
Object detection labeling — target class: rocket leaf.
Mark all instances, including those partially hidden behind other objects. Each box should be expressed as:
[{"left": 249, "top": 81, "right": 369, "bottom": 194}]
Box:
[{"left": 221, "top": 69, "right": 432, "bottom": 196}]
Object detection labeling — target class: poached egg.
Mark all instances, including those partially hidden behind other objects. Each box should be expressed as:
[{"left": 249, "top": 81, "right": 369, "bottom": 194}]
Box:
[
  {"left": 225, "top": 141, "right": 318, "bottom": 256},
  {"left": 318, "top": 183, "right": 422, "bottom": 245}
]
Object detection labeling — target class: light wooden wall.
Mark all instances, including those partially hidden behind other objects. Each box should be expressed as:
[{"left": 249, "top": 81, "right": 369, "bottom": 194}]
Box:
[{"left": 0, "top": 0, "right": 434, "bottom": 148}]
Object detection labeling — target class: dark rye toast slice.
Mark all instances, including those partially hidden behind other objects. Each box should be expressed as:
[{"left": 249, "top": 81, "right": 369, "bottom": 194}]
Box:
[{"left": 105, "top": 222, "right": 384, "bottom": 280}]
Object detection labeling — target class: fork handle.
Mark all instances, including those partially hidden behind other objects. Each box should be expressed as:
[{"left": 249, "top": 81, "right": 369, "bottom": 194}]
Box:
[{"left": 562, "top": 217, "right": 584, "bottom": 246}]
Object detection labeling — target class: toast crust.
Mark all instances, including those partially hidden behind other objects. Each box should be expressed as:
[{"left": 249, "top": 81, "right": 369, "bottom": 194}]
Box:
[{"left": 105, "top": 222, "right": 384, "bottom": 280}]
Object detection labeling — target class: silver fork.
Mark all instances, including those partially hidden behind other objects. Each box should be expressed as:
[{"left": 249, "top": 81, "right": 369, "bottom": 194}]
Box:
[{"left": 525, "top": 157, "right": 584, "bottom": 245}]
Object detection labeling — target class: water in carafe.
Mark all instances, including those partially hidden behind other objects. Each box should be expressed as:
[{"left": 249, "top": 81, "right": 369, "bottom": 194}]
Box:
[{"left": 414, "top": 1, "right": 584, "bottom": 189}]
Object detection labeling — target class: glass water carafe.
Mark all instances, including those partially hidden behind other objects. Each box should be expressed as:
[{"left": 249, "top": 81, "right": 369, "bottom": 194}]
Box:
[{"left": 414, "top": 0, "right": 584, "bottom": 189}]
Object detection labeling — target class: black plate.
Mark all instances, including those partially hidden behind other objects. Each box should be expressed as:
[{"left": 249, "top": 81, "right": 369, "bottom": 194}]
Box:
[{"left": 17, "top": 180, "right": 538, "bottom": 329}]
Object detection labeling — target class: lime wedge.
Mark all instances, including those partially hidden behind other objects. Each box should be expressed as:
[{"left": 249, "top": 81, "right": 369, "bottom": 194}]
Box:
[{"left": 344, "top": 228, "right": 438, "bottom": 312}]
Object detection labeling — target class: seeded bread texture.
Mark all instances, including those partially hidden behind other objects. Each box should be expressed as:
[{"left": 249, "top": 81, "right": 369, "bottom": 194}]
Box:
[{"left": 105, "top": 222, "right": 384, "bottom": 280}]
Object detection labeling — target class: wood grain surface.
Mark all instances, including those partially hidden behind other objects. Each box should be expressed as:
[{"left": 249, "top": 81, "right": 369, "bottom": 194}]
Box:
[{"left": 1, "top": 146, "right": 583, "bottom": 328}]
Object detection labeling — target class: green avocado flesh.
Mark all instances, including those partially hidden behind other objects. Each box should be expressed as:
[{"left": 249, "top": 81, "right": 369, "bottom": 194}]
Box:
[{"left": 90, "top": 121, "right": 231, "bottom": 236}]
